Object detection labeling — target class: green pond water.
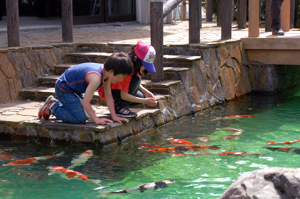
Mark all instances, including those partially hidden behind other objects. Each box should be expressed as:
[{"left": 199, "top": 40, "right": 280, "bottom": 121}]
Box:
[{"left": 1, "top": 87, "right": 300, "bottom": 199}]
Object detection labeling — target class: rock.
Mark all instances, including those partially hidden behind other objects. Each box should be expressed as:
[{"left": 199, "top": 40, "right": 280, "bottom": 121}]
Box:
[{"left": 220, "top": 167, "right": 300, "bottom": 199}]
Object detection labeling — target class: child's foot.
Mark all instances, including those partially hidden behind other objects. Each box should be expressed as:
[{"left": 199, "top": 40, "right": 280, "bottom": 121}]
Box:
[
  {"left": 115, "top": 106, "right": 137, "bottom": 118},
  {"left": 38, "top": 95, "right": 57, "bottom": 120}
]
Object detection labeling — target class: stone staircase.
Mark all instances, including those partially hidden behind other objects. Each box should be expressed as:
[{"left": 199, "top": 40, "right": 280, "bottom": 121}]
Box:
[{"left": 16, "top": 44, "right": 201, "bottom": 145}]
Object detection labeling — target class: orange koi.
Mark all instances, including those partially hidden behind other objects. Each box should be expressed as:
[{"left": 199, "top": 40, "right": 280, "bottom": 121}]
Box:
[
  {"left": 47, "top": 166, "right": 100, "bottom": 184},
  {"left": 167, "top": 138, "right": 197, "bottom": 146},
  {"left": 223, "top": 131, "right": 243, "bottom": 140},
  {"left": 211, "top": 115, "right": 256, "bottom": 121},
  {"left": 147, "top": 145, "right": 219, "bottom": 153},
  {"left": 137, "top": 142, "right": 159, "bottom": 149},
  {"left": 68, "top": 150, "right": 93, "bottom": 170},
  {"left": 3, "top": 151, "right": 64, "bottom": 166},
  {"left": 265, "top": 138, "right": 300, "bottom": 145}
]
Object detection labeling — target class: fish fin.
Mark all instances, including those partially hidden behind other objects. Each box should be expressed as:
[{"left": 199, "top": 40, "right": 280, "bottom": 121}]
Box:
[
  {"left": 97, "top": 191, "right": 112, "bottom": 197},
  {"left": 56, "top": 151, "right": 65, "bottom": 156},
  {"left": 48, "top": 172, "right": 55, "bottom": 176},
  {"left": 94, "top": 186, "right": 109, "bottom": 191},
  {"left": 91, "top": 179, "right": 101, "bottom": 185},
  {"left": 211, "top": 118, "right": 220, "bottom": 121}
]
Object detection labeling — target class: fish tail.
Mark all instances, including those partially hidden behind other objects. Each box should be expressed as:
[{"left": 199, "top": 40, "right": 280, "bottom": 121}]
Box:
[
  {"left": 209, "top": 145, "right": 220, "bottom": 150},
  {"left": 91, "top": 179, "right": 101, "bottom": 185}
]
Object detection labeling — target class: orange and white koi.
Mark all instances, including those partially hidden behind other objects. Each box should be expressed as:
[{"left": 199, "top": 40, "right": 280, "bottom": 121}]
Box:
[
  {"left": 211, "top": 115, "right": 256, "bottom": 121},
  {"left": 265, "top": 138, "right": 300, "bottom": 145},
  {"left": 3, "top": 151, "right": 64, "bottom": 166},
  {"left": 137, "top": 142, "right": 159, "bottom": 149},
  {"left": 223, "top": 131, "right": 243, "bottom": 140},
  {"left": 96, "top": 180, "right": 175, "bottom": 197},
  {"left": 47, "top": 166, "right": 100, "bottom": 185},
  {"left": 147, "top": 145, "right": 219, "bottom": 153},
  {"left": 68, "top": 150, "right": 93, "bottom": 170},
  {"left": 263, "top": 146, "right": 300, "bottom": 153},
  {"left": 167, "top": 138, "right": 197, "bottom": 146}
]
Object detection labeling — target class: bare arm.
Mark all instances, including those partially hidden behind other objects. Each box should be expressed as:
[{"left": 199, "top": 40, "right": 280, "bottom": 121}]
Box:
[
  {"left": 82, "top": 73, "right": 113, "bottom": 125},
  {"left": 120, "top": 85, "right": 157, "bottom": 107},
  {"left": 103, "top": 79, "right": 129, "bottom": 123}
]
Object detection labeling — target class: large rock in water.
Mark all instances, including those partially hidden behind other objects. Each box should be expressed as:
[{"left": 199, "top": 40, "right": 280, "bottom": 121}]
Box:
[{"left": 220, "top": 167, "right": 300, "bottom": 199}]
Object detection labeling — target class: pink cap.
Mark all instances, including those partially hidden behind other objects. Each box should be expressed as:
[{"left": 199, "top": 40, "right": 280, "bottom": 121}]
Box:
[{"left": 134, "top": 41, "right": 156, "bottom": 73}]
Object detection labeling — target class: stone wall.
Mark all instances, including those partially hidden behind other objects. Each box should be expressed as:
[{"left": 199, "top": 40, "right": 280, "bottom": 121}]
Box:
[
  {"left": 1, "top": 40, "right": 300, "bottom": 111},
  {"left": 0, "top": 44, "right": 77, "bottom": 103}
]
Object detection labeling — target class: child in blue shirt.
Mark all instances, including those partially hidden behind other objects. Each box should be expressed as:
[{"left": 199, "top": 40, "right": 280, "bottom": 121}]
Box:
[{"left": 38, "top": 52, "right": 133, "bottom": 125}]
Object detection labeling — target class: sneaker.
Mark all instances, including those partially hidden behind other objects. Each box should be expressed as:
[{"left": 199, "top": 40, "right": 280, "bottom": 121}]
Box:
[
  {"left": 38, "top": 95, "right": 57, "bottom": 120},
  {"left": 115, "top": 106, "right": 137, "bottom": 118},
  {"left": 272, "top": 29, "right": 284, "bottom": 36}
]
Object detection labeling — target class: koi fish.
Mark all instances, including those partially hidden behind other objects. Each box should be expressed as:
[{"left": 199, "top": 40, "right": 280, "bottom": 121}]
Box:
[
  {"left": 217, "top": 151, "right": 265, "bottom": 156},
  {"left": 167, "top": 138, "right": 197, "bottom": 146},
  {"left": 96, "top": 180, "right": 175, "bottom": 197},
  {"left": 137, "top": 143, "right": 159, "bottom": 149},
  {"left": 3, "top": 151, "right": 64, "bottom": 166},
  {"left": 211, "top": 115, "right": 256, "bottom": 121},
  {"left": 0, "top": 155, "right": 15, "bottom": 160},
  {"left": 47, "top": 166, "right": 100, "bottom": 185},
  {"left": 265, "top": 138, "right": 300, "bottom": 145},
  {"left": 200, "top": 137, "right": 210, "bottom": 142},
  {"left": 68, "top": 150, "right": 93, "bottom": 170},
  {"left": 172, "top": 152, "right": 209, "bottom": 157},
  {"left": 263, "top": 147, "right": 300, "bottom": 154},
  {"left": 216, "top": 128, "right": 244, "bottom": 133},
  {"left": 223, "top": 131, "right": 243, "bottom": 140},
  {"left": 147, "top": 145, "right": 219, "bottom": 153}
]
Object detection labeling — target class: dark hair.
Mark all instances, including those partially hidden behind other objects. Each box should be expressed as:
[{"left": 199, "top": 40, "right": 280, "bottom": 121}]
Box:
[
  {"left": 129, "top": 46, "right": 149, "bottom": 76},
  {"left": 104, "top": 52, "right": 133, "bottom": 76}
]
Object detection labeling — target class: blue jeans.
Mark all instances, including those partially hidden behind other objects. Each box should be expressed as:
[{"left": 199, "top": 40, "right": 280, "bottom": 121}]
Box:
[
  {"left": 271, "top": 0, "right": 284, "bottom": 31},
  {"left": 51, "top": 85, "right": 88, "bottom": 124}
]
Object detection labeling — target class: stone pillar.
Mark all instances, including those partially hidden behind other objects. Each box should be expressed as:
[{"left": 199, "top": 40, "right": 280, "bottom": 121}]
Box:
[
  {"left": 248, "top": 0, "right": 260, "bottom": 37},
  {"left": 281, "top": 0, "right": 290, "bottom": 31}
]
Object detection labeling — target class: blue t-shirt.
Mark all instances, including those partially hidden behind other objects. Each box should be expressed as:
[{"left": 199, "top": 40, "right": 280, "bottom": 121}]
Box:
[{"left": 56, "top": 63, "right": 105, "bottom": 94}]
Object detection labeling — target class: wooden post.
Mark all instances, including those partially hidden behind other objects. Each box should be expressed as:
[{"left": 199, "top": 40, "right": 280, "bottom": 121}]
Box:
[
  {"left": 281, "top": 0, "right": 290, "bottom": 31},
  {"left": 182, "top": 0, "right": 187, "bottom": 21},
  {"left": 6, "top": 0, "right": 20, "bottom": 47},
  {"left": 189, "top": 0, "right": 201, "bottom": 43},
  {"left": 206, "top": 0, "right": 213, "bottom": 22},
  {"left": 221, "top": 0, "right": 232, "bottom": 40},
  {"left": 150, "top": 2, "right": 164, "bottom": 82},
  {"left": 248, "top": 0, "right": 260, "bottom": 37},
  {"left": 237, "top": 0, "right": 247, "bottom": 29},
  {"left": 217, "top": 0, "right": 222, "bottom": 26},
  {"left": 265, "top": 0, "right": 272, "bottom": 32},
  {"left": 61, "top": 0, "right": 73, "bottom": 42},
  {"left": 290, "top": 0, "right": 295, "bottom": 28}
]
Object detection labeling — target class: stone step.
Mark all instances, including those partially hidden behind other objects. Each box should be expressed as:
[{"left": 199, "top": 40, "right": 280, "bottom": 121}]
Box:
[
  {"left": 19, "top": 80, "right": 176, "bottom": 104},
  {"left": 0, "top": 100, "right": 162, "bottom": 144},
  {"left": 62, "top": 52, "right": 201, "bottom": 68},
  {"left": 44, "top": 66, "right": 189, "bottom": 86}
]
